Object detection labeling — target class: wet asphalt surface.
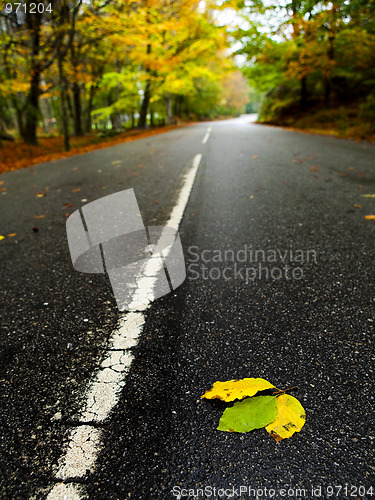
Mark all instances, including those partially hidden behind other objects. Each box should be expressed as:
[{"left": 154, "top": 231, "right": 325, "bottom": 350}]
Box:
[{"left": 0, "top": 116, "right": 374, "bottom": 499}]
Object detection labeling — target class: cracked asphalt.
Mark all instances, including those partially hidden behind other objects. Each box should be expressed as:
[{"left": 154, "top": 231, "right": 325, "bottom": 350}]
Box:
[{"left": 0, "top": 116, "right": 374, "bottom": 499}]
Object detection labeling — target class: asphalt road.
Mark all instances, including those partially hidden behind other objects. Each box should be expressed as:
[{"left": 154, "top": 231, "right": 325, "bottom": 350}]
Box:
[{"left": 0, "top": 116, "right": 374, "bottom": 499}]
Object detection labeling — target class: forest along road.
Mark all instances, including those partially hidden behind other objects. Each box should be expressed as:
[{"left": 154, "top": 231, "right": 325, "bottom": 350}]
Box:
[{"left": 0, "top": 115, "right": 374, "bottom": 499}]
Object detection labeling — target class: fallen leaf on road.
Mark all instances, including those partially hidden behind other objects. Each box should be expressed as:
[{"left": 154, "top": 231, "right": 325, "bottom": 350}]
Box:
[
  {"left": 7, "top": 233, "right": 16, "bottom": 237},
  {"left": 71, "top": 188, "right": 81, "bottom": 192},
  {"left": 137, "top": 164, "right": 144, "bottom": 168},
  {"left": 252, "top": 155, "right": 259, "bottom": 159},
  {"left": 64, "top": 202, "right": 74, "bottom": 207},
  {"left": 362, "top": 194, "right": 375, "bottom": 198},
  {"left": 112, "top": 160, "right": 121, "bottom": 165},
  {"left": 310, "top": 166, "right": 319, "bottom": 172},
  {"left": 348, "top": 166, "right": 355, "bottom": 171},
  {"left": 353, "top": 204, "right": 362, "bottom": 208},
  {"left": 0, "top": 235, "right": 4, "bottom": 240},
  {"left": 202, "top": 377, "right": 306, "bottom": 442},
  {"left": 1, "top": 187, "right": 6, "bottom": 191},
  {"left": 365, "top": 215, "right": 375, "bottom": 220},
  {"left": 218, "top": 396, "right": 278, "bottom": 433},
  {"left": 0, "top": 181, "right": 4, "bottom": 185},
  {"left": 35, "top": 192, "right": 46, "bottom": 197},
  {"left": 201, "top": 378, "right": 275, "bottom": 402},
  {"left": 33, "top": 215, "right": 45, "bottom": 219},
  {"left": 265, "top": 394, "right": 306, "bottom": 442}
]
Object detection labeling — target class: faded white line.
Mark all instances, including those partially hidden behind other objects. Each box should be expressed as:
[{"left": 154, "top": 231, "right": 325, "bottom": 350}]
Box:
[
  {"left": 201, "top": 126, "right": 212, "bottom": 144},
  {"left": 46, "top": 153, "right": 202, "bottom": 499}
]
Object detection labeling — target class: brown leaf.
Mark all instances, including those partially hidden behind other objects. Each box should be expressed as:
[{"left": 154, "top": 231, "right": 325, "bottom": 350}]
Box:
[
  {"left": 71, "top": 188, "right": 81, "bottom": 192},
  {"left": 33, "top": 215, "right": 45, "bottom": 219},
  {"left": 7, "top": 233, "right": 16, "bottom": 237}
]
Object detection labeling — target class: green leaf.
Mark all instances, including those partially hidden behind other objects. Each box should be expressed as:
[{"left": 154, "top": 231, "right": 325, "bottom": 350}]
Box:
[{"left": 217, "top": 396, "right": 278, "bottom": 433}]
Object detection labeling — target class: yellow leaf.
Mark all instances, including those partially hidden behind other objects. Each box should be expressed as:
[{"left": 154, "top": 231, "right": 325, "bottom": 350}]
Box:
[
  {"left": 265, "top": 394, "right": 306, "bottom": 442},
  {"left": 7, "top": 233, "right": 16, "bottom": 237},
  {"left": 0, "top": 235, "right": 4, "bottom": 240},
  {"left": 201, "top": 378, "right": 275, "bottom": 402},
  {"left": 365, "top": 215, "right": 375, "bottom": 220}
]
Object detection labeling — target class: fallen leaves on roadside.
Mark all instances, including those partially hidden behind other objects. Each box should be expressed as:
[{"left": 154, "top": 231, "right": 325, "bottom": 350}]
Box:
[
  {"left": 353, "top": 204, "right": 362, "bottom": 208},
  {"left": 35, "top": 192, "right": 46, "bottom": 198},
  {"left": 252, "top": 155, "right": 259, "bottom": 159},
  {"left": 0, "top": 235, "right": 5, "bottom": 240},
  {"left": 365, "top": 215, "right": 375, "bottom": 220},
  {"left": 201, "top": 377, "right": 305, "bottom": 441},
  {"left": 33, "top": 215, "right": 45, "bottom": 219},
  {"left": 71, "top": 188, "right": 81, "bottom": 193},
  {"left": 310, "top": 165, "right": 319, "bottom": 172},
  {"left": 362, "top": 194, "right": 375, "bottom": 198},
  {"left": 7, "top": 233, "right": 16, "bottom": 237},
  {"left": 64, "top": 202, "right": 74, "bottom": 207}
]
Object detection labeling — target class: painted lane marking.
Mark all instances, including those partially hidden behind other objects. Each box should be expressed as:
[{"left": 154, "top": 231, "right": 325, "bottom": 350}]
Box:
[
  {"left": 201, "top": 126, "right": 212, "bottom": 144},
  {"left": 46, "top": 153, "right": 202, "bottom": 499}
]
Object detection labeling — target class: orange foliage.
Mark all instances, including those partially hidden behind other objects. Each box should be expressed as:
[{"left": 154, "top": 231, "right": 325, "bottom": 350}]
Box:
[{"left": 0, "top": 124, "right": 191, "bottom": 175}]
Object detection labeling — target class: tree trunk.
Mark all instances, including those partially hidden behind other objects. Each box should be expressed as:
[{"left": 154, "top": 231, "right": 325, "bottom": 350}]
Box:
[
  {"left": 324, "top": 35, "right": 335, "bottom": 108},
  {"left": 23, "top": 70, "right": 41, "bottom": 145},
  {"left": 138, "top": 79, "right": 151, "bottom": 128},
  {"left": 86, "top": 84, "right": 95, "bottom": 133},
  {"left": 300, "top": 76, "right": 307, "bottom": 111},
  {"left": 165, "top": 93, "right": 172, "bottom": 125},
  {"left": 58, "top": 54, "right": 70, "bottom": 151},
  {"left": 72, "top": 83, "right": 83, "bottom": 135}
]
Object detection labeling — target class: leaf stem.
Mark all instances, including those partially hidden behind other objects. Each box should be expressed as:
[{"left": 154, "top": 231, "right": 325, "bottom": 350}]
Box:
[{"left": 273, "top": 386, "right": 300, "bottom": 396}]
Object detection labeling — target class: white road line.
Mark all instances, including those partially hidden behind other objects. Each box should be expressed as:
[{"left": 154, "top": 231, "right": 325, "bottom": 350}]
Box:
[
  {"left": 201, "top": 126, "right": 212, "bottom": 144},
  {"left": 46, "top": 153, "right": 202, "bottom": 499}
]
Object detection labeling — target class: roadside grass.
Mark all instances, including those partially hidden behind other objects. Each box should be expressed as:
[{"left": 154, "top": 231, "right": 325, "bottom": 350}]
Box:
[
  {"left": 260, "top": 105, "right": 375, "bottom": 142},
  {"left": 0, "top": 124, "right": 191, "bottom": 175}
]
